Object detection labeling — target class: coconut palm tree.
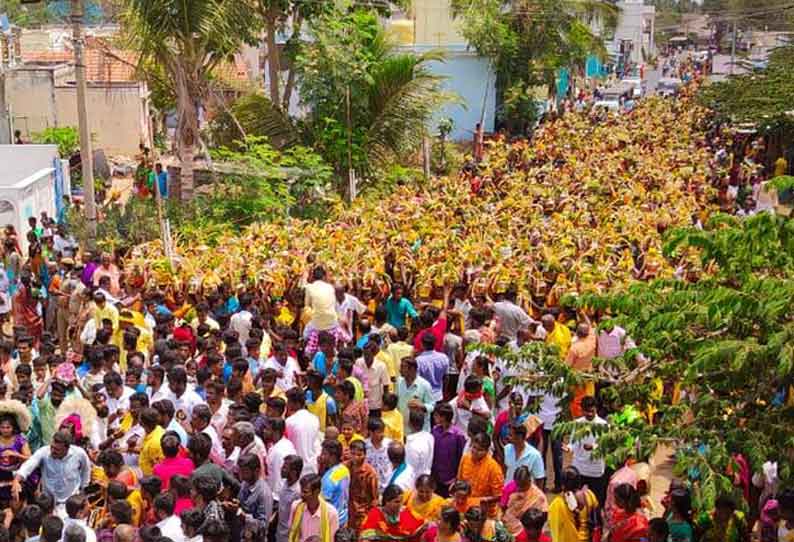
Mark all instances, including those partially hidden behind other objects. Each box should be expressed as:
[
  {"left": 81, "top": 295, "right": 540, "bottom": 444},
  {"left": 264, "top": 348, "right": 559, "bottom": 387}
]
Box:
[
  {"left": 212, "top": 8, "right": 456, "bottom": 194},
  {"left": 123, "top": 0, "right": 260, "bottom": 200}
]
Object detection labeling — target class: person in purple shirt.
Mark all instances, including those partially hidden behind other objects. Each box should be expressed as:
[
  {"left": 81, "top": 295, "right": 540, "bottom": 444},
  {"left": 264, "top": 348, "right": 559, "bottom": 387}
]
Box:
[
  {"left": 430, "top": 402, "right": 467, "bottom": 498},
  {"left": 80, "top": 252, "right": 98, "bottom": 288},
  {"left": 415, "top": 333, "right": 450, "bottom": 401}
]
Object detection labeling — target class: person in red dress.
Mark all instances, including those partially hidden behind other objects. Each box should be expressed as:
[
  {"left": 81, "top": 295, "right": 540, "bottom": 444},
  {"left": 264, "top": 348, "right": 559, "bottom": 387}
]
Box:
[{"left": 515, "top": 508, "right": 551, "bottom": 542}]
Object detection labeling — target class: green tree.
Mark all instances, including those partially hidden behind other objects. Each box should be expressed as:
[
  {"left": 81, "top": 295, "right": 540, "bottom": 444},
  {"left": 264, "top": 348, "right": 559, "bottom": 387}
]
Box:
[
  {"left": 122, "top": 0, "right": 261, "bottom": 200},
  {"left": 31, "top": 126, "right": 80, "bottom": 158},
  {"left": 698, "top": 45, "right": 794, "bottom": 133},
  {"left": 0, "top": 0, "right": 52, "bottom": 26},
  {"left": 497, "top": 212, "right": 794, "bottom": 513},
  {"left": 449, "top": 0, "right": 618, "bottom": 133},
  {"left": 245, "top": 8, "right": 454, "bottom": 195}
]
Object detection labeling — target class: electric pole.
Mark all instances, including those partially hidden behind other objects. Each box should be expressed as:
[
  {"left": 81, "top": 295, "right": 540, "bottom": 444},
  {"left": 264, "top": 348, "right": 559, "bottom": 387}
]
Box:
[
  {"left": 71, "top": 0, "right": 97, "bottom": 250},
  {"left": 730, "top": 19, "right": 737, "bottom": 76}
]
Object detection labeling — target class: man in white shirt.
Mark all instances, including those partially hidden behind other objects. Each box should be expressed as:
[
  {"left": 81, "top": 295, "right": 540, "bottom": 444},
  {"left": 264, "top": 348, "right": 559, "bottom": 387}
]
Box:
[
  {"left": 229, "top": 293, "right": 254, "bottom": 350},
  {"left": 528, "top": 388, "right": 564, "bottom": 492},
  {"left": 490, "top": 289, "right": 536, "bottom": 346},
  {"left": 102, "top": 372, "right": 135, "bottom": 430},
  {"left": 154, "top": 493, "right": 186, "bottom": 542},
  {"left": 191, "top": 404, "right": 224, "bottom": 462},
  {"left": 262, "top": 343, "right": 301, "bottom": 391},
  {"left": 404, "top": 410, "right": 434, "bottom": 477},
  {"left": 264, "top": 416, "right": 297, "bottom": 494},
  {"left": 362, "top": 340, "right": 390, "bottom": 416},
  {"left": 335, "top": 284, "right": 367, "bottom": 340},
  {"left": 284, "top": 387, "right": 321, "bottom": 476},
  {"left": 386, "top": 442, "right": 415, "bottom": 492},
  {"left": 63, "top": 494, "right": 97, "bottom": 542},
  {"left": 162, "top": 366, "right": 203, "bottom": 422},
  {"left": 596, "top": 324, "right": 637, "bottom": 360},
  {"left": 564, "top": 395, "right": 608, "bottom": 504},
  {"left": 303, "top": 266, "right": 340, "bottom": 357}
]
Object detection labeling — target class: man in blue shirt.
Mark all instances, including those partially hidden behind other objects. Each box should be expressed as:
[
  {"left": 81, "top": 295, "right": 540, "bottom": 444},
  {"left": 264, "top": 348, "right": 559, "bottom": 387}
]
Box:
[
  {"left": 384, "top": 284, "right": 419, "bottom": 328},
  {"left": 319, "top": 439, "right": 350, "bottom": 527},
  {"left": 155, "top": 163, "right": 168, "bottom": 198}
]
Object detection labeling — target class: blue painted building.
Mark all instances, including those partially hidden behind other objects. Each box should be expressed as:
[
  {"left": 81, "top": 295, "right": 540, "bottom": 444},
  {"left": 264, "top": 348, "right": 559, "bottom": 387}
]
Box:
[{"left": 392, "top": 0, "right": 496, "bottom": 141}]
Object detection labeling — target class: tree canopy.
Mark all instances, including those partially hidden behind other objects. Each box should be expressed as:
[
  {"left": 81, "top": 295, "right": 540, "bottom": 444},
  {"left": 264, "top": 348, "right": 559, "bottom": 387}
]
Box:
[
  {"left": 449, "top": 0, "right": 618, "bottom": 134},
  {"left": 498, "top": 212, "right": 794, "bottom": 512},
  {"left": 698, "top": 45, "right": 794, "bottom": 132}
]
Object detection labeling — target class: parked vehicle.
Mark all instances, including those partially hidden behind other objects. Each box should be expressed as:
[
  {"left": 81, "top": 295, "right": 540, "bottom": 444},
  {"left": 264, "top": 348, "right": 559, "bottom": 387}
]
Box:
[{"left": 657, "top": 77, "right": 683, "bottom": 97}]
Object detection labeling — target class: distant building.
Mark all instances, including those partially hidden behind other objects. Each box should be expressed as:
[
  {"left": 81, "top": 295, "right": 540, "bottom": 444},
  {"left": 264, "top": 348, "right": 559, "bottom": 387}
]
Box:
[
  {"left": 611, "top": 0, "right": 655, "bottom": 66},
  {"left": 389, "top": 0, "right": 497, "bottom": 141},
  {"left": 4, "top": 35, "right": 151, "bottom": 156},
  {"left": 0, "top": 144, "right": 70, "bottom": 252}
]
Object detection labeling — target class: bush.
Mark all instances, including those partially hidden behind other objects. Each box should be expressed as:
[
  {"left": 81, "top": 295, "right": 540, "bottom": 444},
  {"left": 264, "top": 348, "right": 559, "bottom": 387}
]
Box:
[{"left": 32, "top": 127, "right": 80, "bottom": 158}]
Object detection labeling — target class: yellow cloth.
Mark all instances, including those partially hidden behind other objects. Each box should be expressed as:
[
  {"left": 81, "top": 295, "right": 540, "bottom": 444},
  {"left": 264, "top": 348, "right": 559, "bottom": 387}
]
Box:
[
  {"left": 308, "top": 391, "right": 330, "bottom": 431},
  {"left": 289, "top": 497, "right": 332, "bottom": 542},
  {"left": 119, "top": 412, "right": 134, "bottom": 434},
  {"left": 386, "top": 342, "right": 414, "bottom": 379},
  {"left": 548, "top": 489, "right": 599, "bottom": 542},
  {"left": 547, "top": 323, "right": 572, "bottom": 359},
  {"left": 376, "top": 351, "right": 397, "bottom": 384},
  {"left": 381, "top": 409, "right": 404, "bottom": 443},
  {"left": 404, "top": 491, "right": 445, "bottom": 521},
  {"left": 115, "top": 325, "right": 153, "bottom": 372},
  {"left": 127, "top": 489, "right": 145, "bottom": 527},
  {"left": 457, "top": 453, "right": 504, "bottom": 500},
  {"left": 339, "top": 433, "right": 365, "bottom": 450},
  {"left": 346, "top": 376, "right": 365, "bottom": 402},
  {"left": 774, "top": 156, "right": 788, "bottom": 178},
  {"left": 139, "top": 425, "right": 165, "bottom": 476},
  {"left": 94, "top": 303, "right": 120, "bottom": 332}
]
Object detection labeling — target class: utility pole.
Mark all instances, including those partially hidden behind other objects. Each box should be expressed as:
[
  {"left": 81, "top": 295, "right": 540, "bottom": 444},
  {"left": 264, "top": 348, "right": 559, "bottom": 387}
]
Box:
[
  {"left": 345, "top": 85, "right": 355, "bottom": 202},
  {"left": 730, "top": 19, "right": 737, "bottom": 76},
  {"left": 71, "top": 0, "right": 97, "bottom": 250}
]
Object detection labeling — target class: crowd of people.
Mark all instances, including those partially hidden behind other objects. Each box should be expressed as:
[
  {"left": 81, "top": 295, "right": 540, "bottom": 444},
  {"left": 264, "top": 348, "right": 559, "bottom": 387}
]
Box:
[
  {"left": 0, "top": 213, "right": 791, "bottom": 542},
  {"left": 0, "top": 54, "right": 791, "bottom": 542}
]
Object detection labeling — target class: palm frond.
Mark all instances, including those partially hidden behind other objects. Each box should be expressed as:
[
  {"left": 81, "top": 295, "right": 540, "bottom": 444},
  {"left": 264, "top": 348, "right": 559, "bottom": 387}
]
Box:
[{"left": 365, "top": 50, "right": 460, "bottom": 165}]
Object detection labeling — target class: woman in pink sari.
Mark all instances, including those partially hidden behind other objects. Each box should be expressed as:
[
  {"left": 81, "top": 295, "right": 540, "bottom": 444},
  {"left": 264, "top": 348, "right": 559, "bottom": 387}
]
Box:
[{"left": 501, "top": 467, "right": 548, "bottom": 537}]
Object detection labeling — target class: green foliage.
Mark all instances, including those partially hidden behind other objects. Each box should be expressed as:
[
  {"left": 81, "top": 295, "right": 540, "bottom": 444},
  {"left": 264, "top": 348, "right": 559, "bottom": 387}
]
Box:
[
  {"left": 294, "top": 8, "right": 455, "bottom": 187},
  {"left": 68, "top": 196, "right": 161, "bottom": 252},
  {"left": 31, "top": 127, "right": 80, "bottom": 158},
  {"left": 506, "top": 213, "right": 794, "bottom": 510},
  {"left": 500, "top": 82, "right": 542, "bottom": 136},
  {"left": 206, "top": 136, "right": 334, "bottom": 223},
  {"left": 450, "top": 0, "right": 617, "bottom": 135},
  {"left": 208, "top": 93, "right": 299, "bottom": 150},
  {"left": 0, "top": 0, "right": 53, "bottom": 26},
  {"left": 698, "top": 45, "right": 794, "bottom": 132}
]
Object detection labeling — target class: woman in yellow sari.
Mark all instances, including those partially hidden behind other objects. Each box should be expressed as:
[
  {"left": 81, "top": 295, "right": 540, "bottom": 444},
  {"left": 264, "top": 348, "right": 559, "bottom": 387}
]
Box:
[
  {"left": 548, "top": 467, "right": 601, "bottom": 542},
  {"left": 405, "top": 474, "right": 446, "bottom": 522}
]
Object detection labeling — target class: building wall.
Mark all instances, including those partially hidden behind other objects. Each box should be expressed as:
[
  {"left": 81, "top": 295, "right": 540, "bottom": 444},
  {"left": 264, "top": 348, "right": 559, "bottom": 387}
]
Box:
[
  {"left": 614, "top": 1, "right": 655, "bottom": 64},
  {"left": 54, "top": 84, "right": 148, "bottom": 156},
  {"left": 5, "top": 68, "right": 58, "bottom": 137},
  {"left": 6, "top": 67, "right": 148, "bottom": 155},
  {"left": 423, "top": 48, "right": 496, "bottom": 141},
  {"left": 413, "top": 0, "right": 465, "bottom": 47},
  {"left": 0, "top": 144, "right": 58, "bottom": 184}
]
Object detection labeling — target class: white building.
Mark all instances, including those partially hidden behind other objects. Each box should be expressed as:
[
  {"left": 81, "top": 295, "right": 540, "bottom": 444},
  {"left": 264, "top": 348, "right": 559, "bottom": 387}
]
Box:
[
  {"left": 612, "top": 0, "right": 656, "bottom": 65},
  {"left": 0, "top": 144, "right": 70, "bottom": 250}
]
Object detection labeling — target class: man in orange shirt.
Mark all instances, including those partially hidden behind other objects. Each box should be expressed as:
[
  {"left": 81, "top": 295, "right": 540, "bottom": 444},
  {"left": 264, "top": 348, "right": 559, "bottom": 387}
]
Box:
[
  {"left": 566, "top": 321, "right": 597, "bottom": 417},
  {"left": 456, "top": 432, "right": 504, "bottom": 516}
]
